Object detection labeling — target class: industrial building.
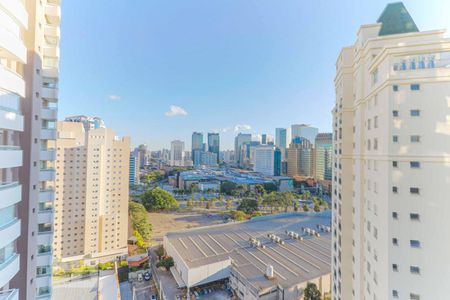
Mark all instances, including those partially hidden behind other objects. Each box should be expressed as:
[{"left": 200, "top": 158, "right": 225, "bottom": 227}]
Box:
[{"left": 164, "top": 212, "right": 331, "bottom": 299}]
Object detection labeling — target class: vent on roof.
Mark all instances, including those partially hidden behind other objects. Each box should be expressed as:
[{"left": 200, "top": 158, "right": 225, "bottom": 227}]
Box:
[{"left": 265, "top": 265, "right": 274, "bottom": 279}]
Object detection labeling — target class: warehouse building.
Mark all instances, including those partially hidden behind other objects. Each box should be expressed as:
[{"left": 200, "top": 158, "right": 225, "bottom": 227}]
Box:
[{"left": 163, "top": 212, "right": 331, "bottom": 299}]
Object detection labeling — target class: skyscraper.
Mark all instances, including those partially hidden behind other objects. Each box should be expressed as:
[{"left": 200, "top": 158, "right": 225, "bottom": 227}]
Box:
[
  {"left": 287, "top": 138, "right": 313, "bottom": 177},
  {"left": 275, "top": 128, "right": 287, "bottom": 149},
  {"left": 53, "top": 121, "right": 130, "bottom": 264},
  {"left": 170, "top": 140, "right": 185, "bottom": 166},
  {"left": 207, "top": 133, "right": 220, "bottom": 163},
  {"left": 315, "top": 133, "right": 332, "bottom": 181},
  {"left": 133, "top": 144, "right": 149, "bottom": 169},
  {"left": 129, "top": 154, "right": 140, "bottom": 186},
  {"left": 234, "top": 133, "right": 251, "bottom": 167},
  {"left": 192, "top": 132, "right": 203, "bottom": 166},
  {"left": 253, "top": 146, "right": 275, "bottom": 176},
  {"left": 333, "top": 3, "right": 450, "bottom": 300},
  {"left": 291, "top": 124, "right": 318, "bottom": 146},
  {"left": 261, "top": 134, "right": 267, "bottom": 145}
]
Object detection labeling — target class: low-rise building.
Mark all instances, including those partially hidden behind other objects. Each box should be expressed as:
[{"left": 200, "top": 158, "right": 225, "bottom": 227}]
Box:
[{"left": 164, "top": 212, "right": 331, "bottom": 299}]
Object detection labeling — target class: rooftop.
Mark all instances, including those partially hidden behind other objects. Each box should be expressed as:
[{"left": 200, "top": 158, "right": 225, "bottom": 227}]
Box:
[
  {"left": 377, "top": 2, "right": 419, "bottom": 36},
  {"left": 166, "top": 212, "right": 331, "bottom": 291}
]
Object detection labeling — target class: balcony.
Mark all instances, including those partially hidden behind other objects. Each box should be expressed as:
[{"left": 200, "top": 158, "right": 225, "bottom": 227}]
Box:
[
  {"left": 41, "top": 107, "right": 57, "bottom": 120},
  {"left": 0, "top": 0, "right": 27, "bottom": 27},
  {"left": 0, "top": 219, "right": 20, "bottom": 250},
  {"left": 38, "top": 209, "right": 53, "bottom": 224},
  {"left": 39, "top": 188, "right": 55, "bottom": 202},
  {"left": 40, "top": 148, "right": 56, "bottom": 161},
  {"left": 44, "top": 25, "right": 60, "bottom": 39},
  {"left": 41, "top": 87, "right": 58, "bottom": 101},
  {"left": 39, "top": 169, "right": 55, "bottom": 181},
  {"left": 0, "top": 254, "right": 20, "bottom": 290},
  {"left": 0, "top": 65, "right": 25, "bottom": 98},
  {"left": 43, "top": 46, "right": 59, "bottom": 58},
  {"left": 42, "top": 67, "right": 59, "bottom": 79},
  {"left": 45, "top": 4, "right": 61, "bottom": 25},
  {"left": 0, "top": 146, "right": 22, "bottom": 168},
  {"left": 41, "top": 128, "right": 56, "bottom": 140},
  {"left": 0, "top": 107, "right": 23, "bottom": 131},
  {"left": 0, "top": 289, "right": 18, "bottom": 300},
  {"left": 0, "top": 22, "right": 26, "bottom": 63},
  {"left": 0, "top": 182, "right": 21, "bottom": 209}
]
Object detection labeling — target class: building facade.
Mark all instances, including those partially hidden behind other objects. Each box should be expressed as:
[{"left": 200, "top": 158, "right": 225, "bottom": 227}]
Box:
[
  {"left": 53, "top": 121, "right": 130, "bottom": 264},
  {"left": 191, "top": 132, "right": 203, "bottom": 166},
  {"left": 253, "top": 146, "right": 275, "bottom": 176},
  {"left": 287, "top": 137, "right": 314, "bottom": 177},
  {"left": 332, "top": 3, "right": 450, "bottom": 300},
  {"left": 129, "top": 154, "right": 139, "bottom": 186},
  {"left": 315, "top": 133, "right": 332, "bottom": 181}
]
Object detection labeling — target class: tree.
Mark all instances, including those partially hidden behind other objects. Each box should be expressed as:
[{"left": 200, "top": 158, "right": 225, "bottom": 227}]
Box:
[
  {"left": 262, "top": 192, "right": 278, "bottom": 214},
  {"left": 237, "top": 198, "right": 259, "bottom": 214},
  {"left": 129, "top": 201, "right": 152, "bottom": 241},
  {"left": 303, "top": 282, "right": 321, "bottom": 300},
  {"left": 155, "top": 245, "right": 165, "bottom": 260},
  {"left": 280, "top": 192, "right": 295, "bottom": 212},
  {"left": 134, "top": 230, "right": 145, "bottom": 247},
  {"left": 302, "top": 190, "right": 311, "bottom": 200},
  {"left": 263, "top": 182, "right": 277, "bottom": 193},
  {"left": 186, "top": 198, "right": 194, "bottom": 209},
  {"left": 141, "top": 187, "right": 179, "bottom": 211},
  {"left": 294, "top": 201, "right": 299, "bottom": 212},
  {"left": 302, "top": 202, "right": 309, "bottom": 212},
  {"left": 314, "top": 203, "right": 321, "bottom": 212},
  {"left": 254, "top": 184, "right": 266, "bottom": 196},
  {"left": 156, "top": 256, "right": 174, "bottom": 271},
  {"left": 232, "top": 211, "right": 248, "bottom": 221},
  {"left": 220, "top": 181, "right": 237, "bottom": 195}
]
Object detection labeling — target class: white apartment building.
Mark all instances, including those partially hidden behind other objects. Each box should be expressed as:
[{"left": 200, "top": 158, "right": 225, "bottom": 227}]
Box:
[
  {"left": 332, "top": 3, "right": 450, "bottom": 300},
  {"left": 53, "top": 121, "right": 130, "bottom": 264},
  {"left": 170, "top": 140, "right": 185, "bottom": 167},
  {"left": 0, "top": 1, "right": 60, "bottom": 299},
  {"left": 253, "top": 145, "right": 275, "bottom": 176}
]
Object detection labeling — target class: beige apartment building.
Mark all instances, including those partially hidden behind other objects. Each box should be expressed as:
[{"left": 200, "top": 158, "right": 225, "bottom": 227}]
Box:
[
  {"left": 0, "top": 0, "right": 60, "bottom": 299},
  {"left": 333, "top": 3, "right": 450, "bottom": 300},
  {"left": 53, "top": 120, "right": 130, "bottom": 265}
]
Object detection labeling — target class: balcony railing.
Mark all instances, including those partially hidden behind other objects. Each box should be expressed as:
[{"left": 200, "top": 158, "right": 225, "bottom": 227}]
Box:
[
  {"left": 0, "top": 289, "right": 18, "bottom": 300},
  {"left": 0, "top": 182, "right": 19, "bottom": 191},
  {"left": 392, "top": 52, "right": 450, "bottom": 72}
]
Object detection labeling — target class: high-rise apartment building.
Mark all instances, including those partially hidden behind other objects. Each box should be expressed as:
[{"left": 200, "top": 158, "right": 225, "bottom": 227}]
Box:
[
  {"left": 170, "top": 140, "right": 185, "bottom": 167},
  {"left": 291, "top": 124, "right": 318, "bottom": 147},
  {"left": 129, "top": 154, "right": 139, "bottom": 186},
  {"left": 53, "top": 121, "right": 130, "bottom": 264},
  {"left": 0, "top": 1, "right": 62, "bottom": 299},
  {"left": 332, "top": 3, "right": 450, "bottom": 300},
  {"left": 234, "top": 133, "right": 251, "bottom": 167},
  {"left": 287, "top": 137, "right": 314, "bottom": 177},
  {"left": 315, "top": 133, "right": 332, "bottom": 181},
  {"left": 207, "top": 133, "right": 219, "bottom": 163},
  {"left": 64, "top": 115, "right": 105, "bottom": 131}
]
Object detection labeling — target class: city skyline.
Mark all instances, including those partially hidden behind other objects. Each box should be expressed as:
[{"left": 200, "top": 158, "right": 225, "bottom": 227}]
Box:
[{"left": 57, "top": 0, "right": 450, "bottom": 150}]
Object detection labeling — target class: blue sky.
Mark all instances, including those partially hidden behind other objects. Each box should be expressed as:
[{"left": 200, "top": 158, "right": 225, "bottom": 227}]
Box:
[{"left": 59, "top": 0, "right": 450, "bottom": 150}]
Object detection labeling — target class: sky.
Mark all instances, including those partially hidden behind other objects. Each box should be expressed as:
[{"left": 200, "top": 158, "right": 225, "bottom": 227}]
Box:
[{"left": 59, "top": 0, "right": 450, "bottom": 150}]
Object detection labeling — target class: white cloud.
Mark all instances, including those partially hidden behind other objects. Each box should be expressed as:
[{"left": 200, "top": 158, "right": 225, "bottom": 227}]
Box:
[
  {"left": 234, "top": 124, "right": 252, "bottom": 132},
  {"left": 108, "top": 94, "right": 121, "bottom": 101},
  {"left": 165, "top": 105, "right": 188, "bottom": 117}
]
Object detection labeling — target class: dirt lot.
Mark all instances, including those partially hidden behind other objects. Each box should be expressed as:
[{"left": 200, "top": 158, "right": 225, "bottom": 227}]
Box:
[{"left": 148, "top": 211, "right": 225, "bottom": 243}]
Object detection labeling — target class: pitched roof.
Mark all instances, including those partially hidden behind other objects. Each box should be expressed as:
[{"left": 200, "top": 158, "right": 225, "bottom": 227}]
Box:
[{"left": 377, "top": 2, "right": 419, "bottom": 36}]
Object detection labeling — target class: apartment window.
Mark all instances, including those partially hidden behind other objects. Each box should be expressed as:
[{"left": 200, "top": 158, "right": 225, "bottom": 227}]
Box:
[
  {"left": 410, "top": 187, "right": 420, "bottom": 194},
  {"left": 410, "top": 266, "right": 420, "bottom": 274},
  {"left": 393, "top": 135, "right": 399, "bottom": 143},
  {"left": 410, "top": 110, "right": 420, "bottom": 116},
  {"left": 392, "top": 238, "right": 399, "bottom": 246},
  {"left": 410, "top": 240, "right": 421, "bottom": 248},
  {"left": 393, "top": 186, "right": 398, "bottom": 193},
  {"left": 393, "top": 85, "right": 399, "bottom": 92},
  {"left": 392, "top": 161, "right": 398, "bottom": 168},
  {"left": 410, "top": 84, "right": 420, "bottom": 91},
  {"left": 410, "top": 161, "right": 421, "bottom": 168},
  {"left": 374, "top": 138, "right": 378, "bottom": 150},
  {"left": 374, "top": 116, "right": 378, "bottom": 128},
  {"left": 392, "top": 264, "right": 399, "bottom": 272},
  {"left": 392, "top": 290, "right": 399, "bottom": 298},
  {"left": 372, "top": 69, "right": 379, "bottom": 84},
  {"left": 367, "top": 119, "right": 371, "bottom": 130},
  {"left": 410, "top": 213, "right": 420, "bottom": 221},
  {"left": 392, "top": 212, "right": 398, "bottom": 219},
  {"left": 392, "top": 110, "right": 399, "bottom": 117},
  {"left": 410, "top": 135, "right": 421, "bottom": 143}
]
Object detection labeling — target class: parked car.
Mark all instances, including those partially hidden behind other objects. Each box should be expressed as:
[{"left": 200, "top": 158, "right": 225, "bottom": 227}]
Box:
[{"left": 143, "top": 271, "right": 151, "bottom": 281}]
